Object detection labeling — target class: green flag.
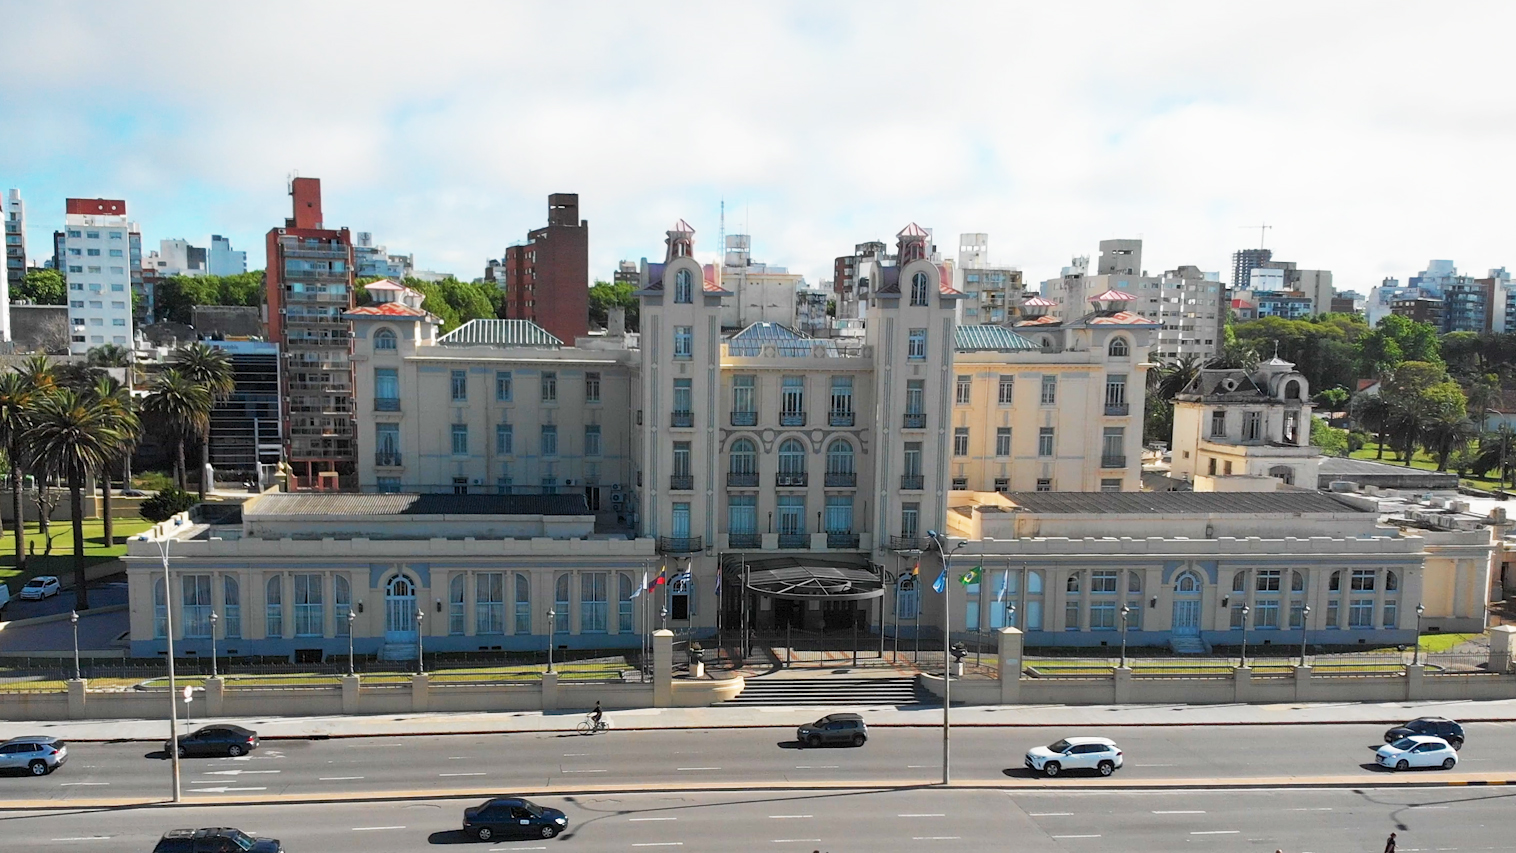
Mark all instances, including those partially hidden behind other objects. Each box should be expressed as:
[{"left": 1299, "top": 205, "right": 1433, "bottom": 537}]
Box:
[{"left": 959, "top": 565, "right": 982, "bottom": 586}]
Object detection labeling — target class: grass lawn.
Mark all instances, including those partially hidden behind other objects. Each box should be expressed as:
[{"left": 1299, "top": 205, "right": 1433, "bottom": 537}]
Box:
[
  {"left": 0, "top": 515, "right": 154, "bottom": 591},
  {"left": 135, "top": 662, "right": 629, "bottom": 689},
  {"left": 1349, "top": 442, "right": 1507, "bottom": 493}
]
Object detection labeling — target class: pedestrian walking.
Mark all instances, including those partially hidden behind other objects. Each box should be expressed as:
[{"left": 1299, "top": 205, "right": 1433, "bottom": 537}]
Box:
[{"left": 1385, "top": 831, "right": 1397, "bottom": 853}]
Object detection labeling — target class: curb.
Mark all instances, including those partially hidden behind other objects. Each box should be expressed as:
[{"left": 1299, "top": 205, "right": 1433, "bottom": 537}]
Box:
[
  {"left": 9, "top": 777, "right": 1516, "bottom": 812},
  {"left": 0, "top": 603, "right": 129, "bottom": 631}
]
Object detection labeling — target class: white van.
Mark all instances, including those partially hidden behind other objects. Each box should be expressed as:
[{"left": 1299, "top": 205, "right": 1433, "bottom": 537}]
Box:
[{"left": 0, "top": 582, "right": 10, "bottom": 614}]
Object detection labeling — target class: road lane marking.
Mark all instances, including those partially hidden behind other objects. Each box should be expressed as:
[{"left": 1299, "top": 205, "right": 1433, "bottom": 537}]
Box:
[
  {"left": 899, "top": 813, "right": 945, "bottom": 818},
  {"left": 59, "top": 782, "right": 110, "bottom": 786},
  {"left": 769, "top": 815, "right": 813, "bottom": 819},
  {"left": 794, "top": 765, "right": 838, "bottom": 769},
  {"left": 1288, "top": 808, "right": 1333, "bottom": 811},
  {"left": 1050, "top": 835, "right": 1100, "bottom": 840},
  {"left": 629, "top": 818, "right": 678, "bottom": 822},
  {"left": 906, "top": 764, "right": 933, "bottom": 768},
  {"left": 352, "top": 826, "right": 406, "bottom": 831},
  {"left": 562, "top": 769, "right": 607, "bottom": 773},
  {"left": 912, "top": 837, "right": 962, "bottom": 841},
  {"left": 1154, "top": 810, "right": 1206, "bottom": 814},
  {"left": 203, "top": 770, "right": 281, "bottom": 776},
  {"left": 676, "top": 766, "right": 720, "bottom": 771},
  {"left": 1030, "top": 813, "right": 1073, "bottom": 817},
  {"left": 491, "top": 848, "right": 547, "bottom": 851},
  {"left": 439, "top": 772, "right": 487, "bottom": 777},
  {"left": 771, "top": 840, "right": 821, "bottom": 844},
  {"left": 563, "top": 753, "right": 589, "bottom": 757},
  {"left": 319, "top": 776, "right": 365, "bottom": 781},
  {"left": 631, "top": 844, "right": 684, "bottom": 848},
  {"left": 51, "top": 838, "right": 111, "bottom": 842},
  {"left": 1191, "top": 831, "right": 1240, "bottom": 835},
  {"left": 186, "top": 786, "right": 266, "bottom": 793}
]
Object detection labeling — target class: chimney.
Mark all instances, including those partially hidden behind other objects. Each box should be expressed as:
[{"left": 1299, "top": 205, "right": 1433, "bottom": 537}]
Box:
[{"left": 607, "top": 306, "right": 625, "bottom": 338}]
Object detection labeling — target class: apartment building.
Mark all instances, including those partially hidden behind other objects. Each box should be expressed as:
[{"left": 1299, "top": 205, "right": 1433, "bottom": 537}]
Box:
[
  {"left": 205, "top": 340, "right": 282, "bottom": 475},
  {"left": 502, "top": 193, "right": 589, "bottom": 344},
  {"left": 264, "top": 177, "right": 356, "bottom": 490},
  {"left": 718, "top": 234, "right": 805, "bottom": 331},
  {"left": 2, "top": 189, "right": 22, "bottom": 341},
  {"left": 62, "top": 198, "right": 135, "bottom": 354},
  {"left": 954, "top": 233, "right": 1024, "bottom": 326},
  {"left": 1169, "top": 356, "right": 1319, "bottom": 488}
]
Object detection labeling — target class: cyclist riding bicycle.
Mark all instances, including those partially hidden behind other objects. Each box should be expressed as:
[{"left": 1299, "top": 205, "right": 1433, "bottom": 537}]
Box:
[{"left": 590, "top": 701, "right": 603, "bottom": 728}]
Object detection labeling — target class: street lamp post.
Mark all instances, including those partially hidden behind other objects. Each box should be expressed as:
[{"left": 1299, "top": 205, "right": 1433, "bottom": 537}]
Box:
[
  {"left": 927, "top": 530, "right": 964, "bottom": 787},
  {"left": 1414, "top": 603, "right": 1426, "bottom": 666},
  {"left": 141, "top": 535, "right": 182, "bottom": 803},
  {"left": 1119, "top": 604, "right": 1131, "bottom": 670},
  {"left": 415, "top": 609, "right": 425, "bottom": 675},
  {"left": 347, "top": 610, "right": 356, "bottom": 676},
  {"left": 1239, "top": 604, "right": 1251, "bottom": 669},
  {"left": 547, "top": 609, "right": 556, "bottom": 673},
  {"left": 209, "top": 611, "right": 218, "bottom": 679},
  {"left": 70, "top": 611, "right": 80, "bottom": 681},
  {"left": 1299, "top": 604, "right": 1311, "bottom": 667}
]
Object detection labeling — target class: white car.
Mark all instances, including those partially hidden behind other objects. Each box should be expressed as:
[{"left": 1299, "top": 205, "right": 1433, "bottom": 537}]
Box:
[
  {"left": 1376, "top": 735, "right": 1458, "bottom": 771},
  {"left": 1025, "top": 736, "right": 1124, "bottom": 777},
  {"left": 18, "top": 576, "right": 60, "bottom": 600}
]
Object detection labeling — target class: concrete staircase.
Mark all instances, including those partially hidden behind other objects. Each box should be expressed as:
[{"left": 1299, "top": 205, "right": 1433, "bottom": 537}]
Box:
[
  {"left": 378, "top": 642, "right": 418, "bottom": 661},
  {"left": 723, "top": 676, "right": 923, "bottom": 706},
  {"left": 1169, "top": 636, "right": 1209, "bottom": 655}
]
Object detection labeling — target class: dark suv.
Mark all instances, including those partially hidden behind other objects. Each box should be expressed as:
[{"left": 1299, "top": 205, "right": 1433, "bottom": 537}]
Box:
[
  {"left": 152, "top": 827, "right": 282, "bottom": 853},
  {"left": 797, "top": 713, "right": 868, "bottom": 747},
  {"left": 1384, "top": 717, "right": 1464, "bottom": 749}
]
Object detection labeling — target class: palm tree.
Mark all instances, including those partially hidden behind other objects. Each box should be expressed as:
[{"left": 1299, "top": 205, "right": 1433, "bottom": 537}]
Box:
[
  {"left": 17, "top": 355, "right": 57, "bottom": 544},
  {"left": 1385, "top": 397, "right": 1425, "bottom": 466},
  {"left": 90, "top": 375, "right": 140, "bottom": 547},
  {"left": 1149, "top": 355, "right": 1202, "bottom": 401},
  {"left": 1350, "top": 393, "right": 1392, "bottom": 460},
  {"left": 24, "top": 388, "right": 121, "bottom": 610},
  {"left": 0, "top": 374, "right": 32, "bottom": 571},
  {"left": 85, "top": 344, "right": 133, "bottom": 368},
  {"left": 1473, "top": 426, "right": 1516, "bottom": 492},
  {"left": 1420, "top": 412, "right": 1478, "bottom": 472},
  {"left": 143, "top": 369, "right": 213, "bottom": 490},
  {"left": 169, "top": 344, "right": 235, "bottom": 501}
]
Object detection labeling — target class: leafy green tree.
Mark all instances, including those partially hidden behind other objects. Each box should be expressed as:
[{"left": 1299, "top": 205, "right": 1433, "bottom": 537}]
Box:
[
  {"left": 143, "top": 369, "right": 214, "bottom": 490},
  {"left": 24, "top": 388, "right": 122, "bottom": 609},
  {"left": 1310, "top": 417, "right": 1350, "bottom": 456},
  {"left": 1420, "top": 409, "right": 1478, "bottom": 471},
  {"left": 1349, "top": 393, "right": 1391, "bottom": 459},
  {"left": 1314, "top": 387, "right": 1350, "bottom": 412},
  {"left": 169, "top": 344, "right": 236, "bottom": 501},
  {"left": 1358, "top": 314, "right": 1441, "bottom": 377},
  {"left": 154, "top": 272, "right": 266, "bottom": 324},
  {"left": 588, "top": 280, "right": 639, "bottom": 332},
  {"left": 139, "top": 486, "right": 197, "bottom": 523},
  {"left": 13, "top": 269, "right": 66, "bottom": 305}
]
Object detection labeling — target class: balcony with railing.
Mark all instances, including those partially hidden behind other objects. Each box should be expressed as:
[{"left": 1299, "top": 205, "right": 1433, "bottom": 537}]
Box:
[
  {"left": 1104, "top": 402, "right": 1130, "bottom": 416},
  {"left": 670, "top": 410, "right": 693, "bottom": 428},
  {"left": 827, "top": 532, "right": 860, "bottom": 549},
  {"left": 889, "top": 535, "right": 925, "bottom": 551},
  {"left": 375, "top": 398, "right": 400, "bottom": 412},
  {"left": 726, "top": 471, "right": 759, "bottom": 488},
  {"left": 375, "top": 452, "right": 402, "bottom": 467},
  {"left": 900, "top": 474, "right": 924, "bottom": 490},
  {"left": 728, "top": 533, "right": 762, "bottom": 549},
  {"left": 669, "top": 475, "right": 694, "bottom": 491},
  {"left": 730, "top": 411, "right": 757, "bottom": 427},
  {"left": 778, "top": 533, "right": 808, "bottom": 549},
  {"left": 824, "top": 471, "right": 856, "bottom": 487},
  {"left": 776, "top": 472, "right": 808, "bottom": 487},
  {"left": 902, "top": 413, "right": 927, "bottom": 429},
  {"left": 780, "top": 410, "right": 806, "bottom": 427},
  {"left": 657, "top": 536, "right": 703, "bottom": 554},
  {"left": 829, "top": 410, "right": 855, "bottom": 427},
  {"left": 1101, "top": 455, "right": 1127, "bottom": 469}
]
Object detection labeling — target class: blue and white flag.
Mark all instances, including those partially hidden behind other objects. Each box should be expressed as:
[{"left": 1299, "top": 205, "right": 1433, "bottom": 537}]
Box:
[
  {"left": 631, "top": 571, "right": 647, "bottom": 598},
  {"left": 996, "top": 569, "right": 1009, "bottom": 603},
  {"left": 714, "top": 570, "right": 722, "bottom": 596},
  {"left": 932, "top": 568, "right": 947, "bottom": 594}
]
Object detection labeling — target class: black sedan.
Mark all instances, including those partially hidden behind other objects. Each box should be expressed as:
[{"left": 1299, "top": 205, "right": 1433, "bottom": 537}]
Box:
[
  {"left": 463, "top": 797, "right": 568, "bottom": 841},
  {"left": 166, "top": 725, "right": 259, "bottom": 758},
  {"left": 153, "top": 827, "right": 281, "bottom": 853},
  {"left": 1384, "top": 716, "right": 1465, "bottom": 750}
]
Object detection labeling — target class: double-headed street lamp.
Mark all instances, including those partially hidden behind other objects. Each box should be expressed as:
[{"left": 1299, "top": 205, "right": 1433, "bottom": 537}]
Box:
[
  {"left": 209, "top": 611, "right": 219, "bottom": 679},
  {"left": 1119, "top": 604, "right": 1131, "bottom": 670},
  {"left": 69, "top": 611, "right": 80, "bottom": 682},
  {"left": 1414, "top": 602, "right": 1426, "bottom": 666},
  {"left": 927, "top": 530, "right": 965, "bottom": 787},
  {"left": 1299, "top": 604, "right": 1312, "bottom": 666},
  {"left": 1239, "top": 604, "right": 1251, "bottom": 669}
]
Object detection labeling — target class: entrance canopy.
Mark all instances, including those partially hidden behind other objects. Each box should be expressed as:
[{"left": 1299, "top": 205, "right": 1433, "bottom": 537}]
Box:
[{"left": 725, "top": 554, "right": 884, "bottom": 601}]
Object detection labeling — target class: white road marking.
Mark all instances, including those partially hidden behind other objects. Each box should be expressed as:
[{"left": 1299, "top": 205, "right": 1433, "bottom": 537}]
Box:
[
  {"left": 187, "top": 786, "right": 266, "bottom": 793},
  {"left": 793, "top": 765, "right": 839, "bottom": 769},
  {"left": 438, "top": 772, "right": 487, "bottom": 777},
  {"left": 1050, "top": 835, "right": 1100, "bottom": 840},
  {"left": 1153, "top": 810, "right": 1206, "bottom": 814},
  {"left": 562, "top": 769, "right": 607, "bottom": 773},
  {"left": 912, "top": 837, "right": 962, "bottom": 841},
  {"left": 59, "top": 782, "right": 110, "bottom": 786},
  {"left": 1192, "top": 831, "right": 1241, "bottom": 835},
  {"left": 491, "top": 848, "right": 547, "bottom": 851},
  {"left": 771, "top": 840, "right": 821, "bottom": 844},
  {"left": 563, "top": 753, "right": 589, "bottom": 757},
  {"left": 631, "top": 844, "right": 684, "bottom": 848},
  {"left": 202, "top": 769, "right": 280, "bottom": 776},
  {"left": 769, "top": 815, "right": 812, "bottom": 819},
  {"left": 906, "top": 764, "right": 933, "bottom": 768},
  {"left": 448, "top": 756, "right": 465, "bottom": 760},
  {"left": 319, "top": 776, "right": 365, "bottom": 781},
  {"left": 1029, "top": 812, "right": 1073, "bottom": 817},
  {"left": 1288, "top": 807, "right": 1333, "bottom": 811},
  {"left": 629, "top": 817, "right": 678, "bottom": 822},
  {"left": 899, "top": 813, "right": 945, "bottom": 818},
  {"left": 676, "top": 766, "right": 720, "bottom": 771},
  {"left": 352, "top": 825, "right": 406, "bottom": 831},
  {"left": 51, "top": 838, "right": 111, "bottom": 842}
]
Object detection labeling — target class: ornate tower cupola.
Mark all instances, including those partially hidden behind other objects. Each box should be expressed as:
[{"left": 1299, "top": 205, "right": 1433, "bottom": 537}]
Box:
[
  {"left": 1089, "top": 287, "right": 1137, "bottom": 314},
  {"left": 896, "top": 222, "right": 929, "bottom": 265},
  {"left": 665, "top": 219, "right": 695, "bottom": 262}
]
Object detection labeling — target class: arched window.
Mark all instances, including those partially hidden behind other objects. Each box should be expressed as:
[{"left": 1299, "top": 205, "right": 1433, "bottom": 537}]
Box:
[
  {"left": 374, "top": 328, "right": 397, "bottom": 351},
  {"left": 1232, "top": 571, "right": 1246, "bottom": 593},
  {"left": 333, "top": 575, "right": 350, "bottom": 638},
  {"left": 1175, "top": 572, "right": 1201, "bottom": 594},
  {"left": 449, "top": 574, "right": 466, "bottom": 635},
  {"left": 674, "top": 269, "right": 693, "bottom": 303},
  {"left": 778, "top": 439, "right": 805, "bottom": 475},
  {"left": 554, "top": 573, "right": 571, "bottom": 633},
  {"left": 910, "top": 272, "right": 929, "bottom": 306},
  {"left": 265, "top": 575, "right": 283, "bottom": 638},
  {"left": 223, "top": 576, "right": 241, "bottom": 639},
  {"left": 1329, "top": 571, "right": 1341, "bottom": 592},
  {"left": 154, "top": 577, "right": 168, "bottom": 639},
  {"left": 896, "top": 574, "right": 920, "bottom": 619},
  {"left": 514, "top": 572, "right": 531, "bottom": 634},
  {"left": 729, "top": 438, "right": 756, "bottom": 474},
  {"left": 1291, "top": 571, "right": 1305, "bottom": 592},
  {"left": 1386, "top": 571, "right": 1399, "bottom": 591},
  {"left": 1039, "top": 335, "right": 1054, "bottom": 350},
  {"left": 1108, "top": 337, "right": 1129, "bottom": 357},
  {"left": 1128, "top": 571, "right": 1142, "bottom": 593},
  {"left": 1066, "top": 574, "right": 1080, "bottom": 594},
  {"left": 825, "top": 439, "right": 854, "bottom": 474},
  {"left": 618, "top": 573, "right": 635, "bottom": 633},
  {"left": 1285, "top": 380, "right": 1301, "bottom": 400},
  {"left": 1028, "top": 571, "right": 1044, "bottom": 594},
  {"left": 1268, "top": 465, "right": 1295, "bottom": 485}
]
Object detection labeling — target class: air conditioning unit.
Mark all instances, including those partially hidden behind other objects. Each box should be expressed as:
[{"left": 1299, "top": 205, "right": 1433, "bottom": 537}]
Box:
[
  {"left": 611, "top": 491, "right": 624, "bottom": 504},
  {"left": 564, "top": 478, "right": 577, "bottom": 487},
  {"left": 470, "top": 478, "right": 483, "bottom": 486}
]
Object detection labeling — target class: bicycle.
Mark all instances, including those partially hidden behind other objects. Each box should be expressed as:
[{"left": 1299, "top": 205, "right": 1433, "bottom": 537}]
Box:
[{"left": 576, "top": 716, "right": 609, "bottom": 735}]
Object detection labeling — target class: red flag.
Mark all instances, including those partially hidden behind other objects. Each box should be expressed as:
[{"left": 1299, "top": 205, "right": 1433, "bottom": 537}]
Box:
[{"left": 653, "top": 567, "right": 668, "bottom": 587}]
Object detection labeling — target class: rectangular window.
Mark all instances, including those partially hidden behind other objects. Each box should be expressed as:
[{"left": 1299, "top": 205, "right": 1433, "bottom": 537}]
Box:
[
  {"left": 905, "top": 380, "right": 925, "bottom": 415},
  {"left": 953, "top": 427, "right": 969, "bottom": 457},
  {"left": 581, "top": 573, "right": 608, "bottom": 633},
  {"left": 673, "top": 378, "right": 692, "bottom": 415},
  {"left": 496, "top": 424, "right": 513, "bottom": 454},
  {"left": 109, "top": 248, "right": 122, "bottom": 257},
  {"left": 903, "top": 442, "right": 923, "bottom": 476},
  {"left": 1038, "top": 427, "right": 1054, "bottom": 457},
  {"left": 554, "top": 576, "right": 570, "bottom": 633},
  {"left": 86, "top": 248, "right": 100, "bottom": 256},
  {"left": 728, "top": 495, "right": 757, "bottom": 534},
  {"left": 1125, "top": 600, "right": 1141, "bottom": 631},
  {"left": 955, "top": 375, "right": 972, "bottom": 405},
  {"left": 1243, "top": 411, "right": 1262, "bottom": 441},
  {"left": 293, "top": 574, "right": 324, "bottom": 637},
  {"left": 514, "top": 574, "right": 531, "bottom": 634},
  {"left": 732, "top": 375, "right": 755, "bottom": 414},
  {"left": 375, "top": 423, "right": 399, "bottom": 458},
  {"left": 996, "top": 427, "right": 1012, "bottom": 457},
  {"left": 777, "top": 495, "right": 805, "bottom": 535},
  {"left": 672, "top": 441, "right": 692, "bottom": 477},
  {"left": 541, "top": 425, "right": 558, "bottom": 456},
  {"left": 1065, "top": 598, "right": 1081, "bottom": 631},
  {"left": 450, "top": 369, "right": 467, "bottom": 401},
  {"left": 619, "top": 573, "right": 635, "bottom": 633},
  {"left": 1349, "top": 598, "right": 1375, "bottom": 628},
  {"left": 907, "top": 329, "right": 926, "bottom": 359},
  {"left": 584, "top": 425, "right": 601, "bottom": 456},
  {"left": 998, "top": 375, "right": 1014, "bottom": 405},
  {"left": 1102, "top": 427, "right": 1124, "bottom": 462},
  {"left": 495, "top": 371, "right": 512, "bottom": 401},
  {"left": 1105, "top": 375, "right": 1127, "bottom": 408},
  {"left": 830, "top": 376, "right": 853, "bottom": 416},
  {"left": 1383, "top": 600, "right": 1398, "bottom": 629},
  {"left": 824, "top": 495, "right": 853, "bottom": 533},
  {"left": 475, "top": 573, "right": 505, "bottom": 635},
  {"left": 451, "top": 424, "right": 468, "bottom": 455},
  {"left": 1091, "top": 571, "right": 1118, "bottom": 593},
  {"left": 541, "top": 371, "right": 557, "bottom": 402},
  {"left": 454, "top": 476, "right": 469, "bottom": 495},
  {"left": 181, "top": 575, "right": 213, "bottom": 638},
  {"left": 1255, "top": 570, "right": 1281, "bottom": 592},
  {"left": 901, "top": 503, "right": 920, "bottom": 539},
  {"left": 1351, "top": 569, "right": 1375, "bottom": 591},
  {"left": 1040, "top": 374, "right": 1057, "bottom": 405},
  {"left": 1036, "top": 478, "right": 1052, "bottom": 491},
  {"left": 1090, "top": 601, "right": 1116, "bottom": 630},
  {"left": 1100, "top": 478, "right": 1122, "bottom": 492},
  {"left": 674, "top": 325, "right": 693, "bottom": 358},
  {"left": 781, "top": 376, "right": 804, "bottom": 415},
  {"left": 1255, "top": 599, "right": 1280, "bottom": 629},
  {"left": 585, "top": 372, "right": 601, "bottom": 403}
]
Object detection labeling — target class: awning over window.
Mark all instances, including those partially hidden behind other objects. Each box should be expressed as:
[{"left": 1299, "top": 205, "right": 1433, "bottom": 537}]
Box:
[{"left": 722, "top": 555, "right": 885, "bottom": 601}]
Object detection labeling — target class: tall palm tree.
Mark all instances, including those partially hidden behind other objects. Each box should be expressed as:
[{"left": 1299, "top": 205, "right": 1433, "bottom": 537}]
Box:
[
  {"left": 90, "top": 375, "right": 140, "bottom": 547},
  {"left": 1350, "top": 393, "right": 1392, "bottom": 460},
  {"left": 85, "top": 344, "right": 133, "bottom": 368},
  {"left": 1420, "top": 411, "right": 1478, "bottom": 472},
  {"left": 17, "top": 355, "right": 57, "bottom": 543},
  {"left": 144, "top": 369, "right": 213, "bottom": 490},
  {"left": 169, "top": 343, "right": 235, "bottom": 501},
  {"left": 1149, "top": 355, "right": 1202, "bottom": 401},
  {"left": 25, "top": 388, "right": 121, "bottom": 610},
  {"left": 0, "top": 374, "right": 33, "bottom": 571}
]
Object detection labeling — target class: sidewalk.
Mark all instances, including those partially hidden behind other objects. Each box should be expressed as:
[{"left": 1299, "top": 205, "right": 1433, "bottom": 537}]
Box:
[{"left": 11, "top": 696, "right": 1516, "bottom": 742}]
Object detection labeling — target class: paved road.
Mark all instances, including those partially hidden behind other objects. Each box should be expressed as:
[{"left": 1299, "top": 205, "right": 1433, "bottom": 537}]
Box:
[
  {"left": 2, "top": 787, "right": 1509, "bottom": 852},
  {"left": 5, "top": 722, "right": 1516, "bottom": 803}
]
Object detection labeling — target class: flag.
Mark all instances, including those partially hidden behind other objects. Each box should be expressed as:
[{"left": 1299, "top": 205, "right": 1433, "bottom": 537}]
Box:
[
  {"left": 996, "top": 569, "right": 1009, "bottom": 603},
  {"left": 631, "top": 571, "right": 647, "bottom": 598},
  {"left": 959, "top": 565, "right": 982, "bottom": 587},
  {"left": 672, "top": 570, "right": 691, "bottom": 588},
  {"left": 653, "top": 567, "right": 668, "bottom": 587},
  {"left": 910, "top": 559, "right": 920, "bottom": 576},
  {"left": 714, "top": 570, "right": 722, "bottom": 596},
  {"left": 932, "top": 568, "right": 947, "bottom": 594}
]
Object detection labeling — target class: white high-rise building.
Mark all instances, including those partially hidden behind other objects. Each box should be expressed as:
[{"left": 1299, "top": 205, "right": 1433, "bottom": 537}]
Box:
[
  {"left": 63, "top": 198, "right": 134, "bottom": 354},
  {"left": 2, "top": 189, "right": 24, "bottom": 342},
  {"left": 207, "top": 235, "right": 247, "bottom": 276}
]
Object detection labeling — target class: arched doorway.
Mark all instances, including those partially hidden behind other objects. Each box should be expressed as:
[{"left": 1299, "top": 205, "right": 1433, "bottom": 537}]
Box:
[
  {"left": 385, "top": 574, "right": 418, "bottom": 644},
  {"left": 1171, "top": 571, "right": 1202, "bottom": 636}
]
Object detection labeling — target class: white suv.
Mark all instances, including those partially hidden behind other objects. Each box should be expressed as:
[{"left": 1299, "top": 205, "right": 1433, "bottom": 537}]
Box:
[{"left": 1025, "top": 736, "right": 1124, "bottom": 777}]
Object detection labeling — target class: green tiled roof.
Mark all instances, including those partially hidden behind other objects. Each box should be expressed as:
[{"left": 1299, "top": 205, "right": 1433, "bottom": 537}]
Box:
[
  {"left": 437, "top": 319, "right": 563, "bottom": 348},
  {"left": 954, "top": 325, "right": 1040, "bottom": 352}
]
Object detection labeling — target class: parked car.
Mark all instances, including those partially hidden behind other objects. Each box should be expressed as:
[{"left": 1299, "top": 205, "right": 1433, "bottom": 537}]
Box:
[
  {"left": 18, "top": 576, "right": 60, "bottom": 600},
  {"left": 0, "top": 736, "right": 68, "bottom": 776},
  {"left": 797, "top": 713, "right": 868, "bottom": 747},
  {"left": 152, "top": 827, "right": 282, "bottom": 853},
  {"left": 166, "top": 725, "right": 258, "bottom": 758},
  {"left": 0, "top": 582, "right": 10, "bottom": 612},
  {"left": 463, "top": 797, "right": 568, "bottom": 841},
  {"left": 1025, "top": 736, "right": 1124, "bottom": 777},
  {"left": 1376, "top": 735, "right": 1458, "bottom": 771},
  {"left": 1384, "top": 717, "right": 1464, "bottom": 749}
]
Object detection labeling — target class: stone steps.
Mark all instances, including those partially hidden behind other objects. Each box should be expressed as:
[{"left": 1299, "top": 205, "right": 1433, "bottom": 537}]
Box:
[
  {"left": 1170, "top": 636, "right": 1209, "bottom": 655},
  {"left": 723, "top": 676, "right": 923, "bottom": 706}
]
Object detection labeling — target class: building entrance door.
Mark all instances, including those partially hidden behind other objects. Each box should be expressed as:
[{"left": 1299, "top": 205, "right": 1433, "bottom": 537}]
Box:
[
  {"left": 385, "top": 574, "right": 417, "bottom": 643},
  {"left": 1172, "top": 600, "right": 1200, "bottom": 636}
]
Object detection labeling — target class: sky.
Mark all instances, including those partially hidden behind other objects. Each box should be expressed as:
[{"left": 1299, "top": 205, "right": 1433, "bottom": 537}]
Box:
[{"left": 4, "top": 1, "right": 1516, "bottom": 294}]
